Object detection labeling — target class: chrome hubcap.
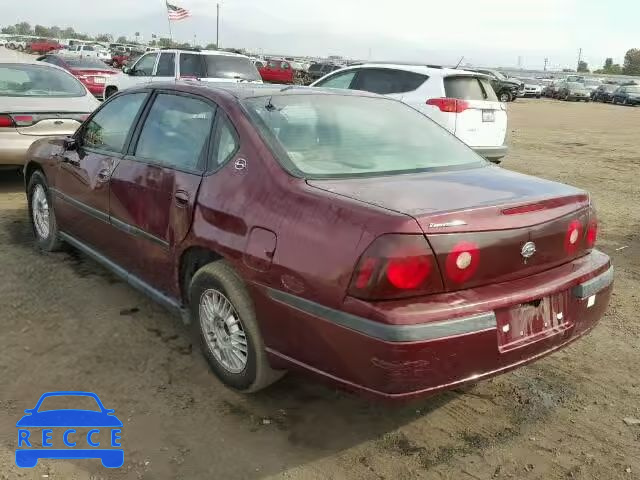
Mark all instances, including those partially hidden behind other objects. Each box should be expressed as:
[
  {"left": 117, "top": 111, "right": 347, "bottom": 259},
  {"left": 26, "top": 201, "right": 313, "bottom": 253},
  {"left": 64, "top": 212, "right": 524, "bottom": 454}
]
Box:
[
  {"left": 199, "top": 289, "right": 248, "bottom": 373},
  {"left": 32, "top": 185, "right": 50, "bottom": 239}
]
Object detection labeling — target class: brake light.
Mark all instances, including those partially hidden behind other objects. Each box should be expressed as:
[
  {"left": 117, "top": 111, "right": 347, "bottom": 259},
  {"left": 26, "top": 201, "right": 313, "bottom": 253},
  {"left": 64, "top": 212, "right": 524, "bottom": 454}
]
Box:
[
  {"left": 586, "top": 209, "right": 598, "bottom": 248},
  {"left": 564, "top": 220, "right": 582, "bottom": 254},
  {"left": 0, "top": 115, "right": 14, "bottom": 128},
  {"left": 12, "top": 115, "right": 34, "bottom": 126},
  {"left": 348, "top": 234, "right": 443, "bottom": 300},
  {"left": 445, "top": 241, "right": 480, "bottom": 283},
  {"left": 426, "top": 98, "right": 470, "bottom": 113}
]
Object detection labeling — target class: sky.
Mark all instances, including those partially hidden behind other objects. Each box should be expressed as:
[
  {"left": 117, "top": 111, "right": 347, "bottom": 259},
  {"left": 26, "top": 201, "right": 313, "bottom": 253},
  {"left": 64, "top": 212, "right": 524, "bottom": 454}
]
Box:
[{"left": 3, "top": 0, "right": 639, "bottom": 70}]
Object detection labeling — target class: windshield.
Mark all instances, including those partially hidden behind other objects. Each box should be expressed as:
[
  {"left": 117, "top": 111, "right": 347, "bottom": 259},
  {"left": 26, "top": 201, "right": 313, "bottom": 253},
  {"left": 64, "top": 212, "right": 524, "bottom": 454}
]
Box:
[
  {"left": 243, "top": 94, "right": 485, "bottom": 179},
  {"left": 65, "top": 57, "right": 111, "bottom": 69},
  {"left": 492, "top": 70, "right": 507, "bottom": 80},
  {"left": 585, "top": 80, "right": 600, "bottom": 87},
  {"left": 308, "top": 64, "right": 323, "bottom": 72},
  {"left": 0, "top": 64, "right": 86, "bottom": 97},
  {"left": 567, "top": 82, "right": 584, "bottom": 89},
  {"left": 179, "top": 54, "right": 260, "bottom": 81}
]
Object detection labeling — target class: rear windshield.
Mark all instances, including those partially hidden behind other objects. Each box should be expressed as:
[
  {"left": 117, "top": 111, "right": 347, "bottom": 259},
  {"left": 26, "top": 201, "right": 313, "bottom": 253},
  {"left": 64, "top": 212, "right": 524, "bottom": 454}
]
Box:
[
  {"left": 308, "top": 64, "right": 323, "bottom": 72},
  {"left": 444, "top": 76, "right": 498, "bottom": 101},
  {"left": 65, "top": 57, "right": 111, "bottom": 69},
  {"left": 179, "top": 53, "right": 260, "bottom": 81},
  {"left": 243, "top": 94, "right": 485, "bottom": 179},
  {"left": 0, "top": 64, "right": 86, "bottom": 97}
]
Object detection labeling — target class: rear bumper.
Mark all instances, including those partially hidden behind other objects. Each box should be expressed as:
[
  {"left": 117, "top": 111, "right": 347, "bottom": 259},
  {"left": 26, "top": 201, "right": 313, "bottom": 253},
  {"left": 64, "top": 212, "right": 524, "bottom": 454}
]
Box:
[
  {"left": 472, "top": 144, "right": 508, "bottom": 160},
  {"left": 258, "top": 250, "right": 612, "bottom": 401}
]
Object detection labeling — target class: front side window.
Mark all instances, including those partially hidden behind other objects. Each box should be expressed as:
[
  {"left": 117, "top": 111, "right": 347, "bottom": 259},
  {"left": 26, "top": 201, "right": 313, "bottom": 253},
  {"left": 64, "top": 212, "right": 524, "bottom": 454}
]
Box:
[
  {"left": 82, "top": 93, "right": 147, "bottom": 152},
  {"left": 244, "top": 94, "right": 484, "bottom": 179},
  {"left": 131, "top": 53, "right": 157, "bottom": 76},
  {"left": 155, "top": 53, "right": 176, "bottom": 77},
  {"left": 134, "top": 94, "right": 215, "bottom": 170},
  {"left": 316, "top": 70, "right": 356, "bottom": 89}
]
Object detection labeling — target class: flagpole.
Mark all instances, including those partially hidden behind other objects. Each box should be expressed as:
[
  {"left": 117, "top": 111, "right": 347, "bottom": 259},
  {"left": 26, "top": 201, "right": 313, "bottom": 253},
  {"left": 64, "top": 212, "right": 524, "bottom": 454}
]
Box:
[{"left": 164, "top": 1, "right": 174, "bottom": 44}]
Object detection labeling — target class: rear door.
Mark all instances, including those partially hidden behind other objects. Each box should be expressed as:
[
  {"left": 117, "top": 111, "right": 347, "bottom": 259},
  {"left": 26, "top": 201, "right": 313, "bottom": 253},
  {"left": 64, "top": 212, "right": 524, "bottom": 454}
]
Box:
[
  {"left": 444, "top": 75, "right": 507, "bottom": 148},
  {"left": 351, "top": 68, "right": 427, "bottom": 102},
  {"left": 151, "top": 52, "right": 176, "bottom": 82},
  {"left": 108, "top": 91, "right": 216, "bottom": 293}
]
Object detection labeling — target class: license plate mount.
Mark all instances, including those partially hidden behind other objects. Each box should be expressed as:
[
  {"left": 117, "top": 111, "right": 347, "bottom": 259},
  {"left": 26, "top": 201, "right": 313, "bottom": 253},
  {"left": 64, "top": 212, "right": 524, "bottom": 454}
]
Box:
[
  {"left": 496, "top": 292, "right": 572, "bottom": 352},
  {"left": 482, "top": 109, "right": 495, "bottom": 122}
]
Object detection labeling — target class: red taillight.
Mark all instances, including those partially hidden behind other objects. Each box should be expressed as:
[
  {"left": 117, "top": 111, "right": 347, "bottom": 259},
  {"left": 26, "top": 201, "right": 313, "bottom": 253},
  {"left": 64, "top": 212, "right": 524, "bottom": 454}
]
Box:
[
  {"left": 348, "top": 234, "right": 443, "bottom": 300},
  {"left": 12, "top": 115, "right": 34, "bottom": 126},
  {"left": 0, "top": 115, "right": 14, "bottom": 128},
  {"left": 564, "top": 220, "right": 582, "bottom": 254},
  {"left": 426, "top": 97, "right": 470, "bottom": 113},
  {"left": 445, "top": 241, "right": 480, "bottom": 284},
  {"left": 586, "top": 209, "right": 598, "bottom": 248}
]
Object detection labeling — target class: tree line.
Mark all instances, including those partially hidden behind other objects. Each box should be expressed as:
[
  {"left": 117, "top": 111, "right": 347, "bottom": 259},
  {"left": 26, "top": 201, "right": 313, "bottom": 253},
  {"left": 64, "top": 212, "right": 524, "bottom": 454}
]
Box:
[
  {"left": 1, "top": 22, "right": 218, "bottom": 51},
  {"left": 569, "top": 50, "right": 640, "bottom": 76}
]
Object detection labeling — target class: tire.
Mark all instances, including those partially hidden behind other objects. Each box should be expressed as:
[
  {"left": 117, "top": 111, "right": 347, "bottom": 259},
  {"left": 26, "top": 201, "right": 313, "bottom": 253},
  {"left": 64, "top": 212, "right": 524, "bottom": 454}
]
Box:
[
  {"left": 499, "top": 91, "right": 512, "bottom": 102},
  {"left": 27, "top": 170, "right": 63, "bottom": 252},
  {"left": 623, "top": 98, "right": 629, "bottom": 106},
  {"left": 189, "top": 260, "right": 285, "bottom": 392},
  {"left": 18, "top": 45, "right": 24, "bottom": 51},
  {"left": 536, "top": 95, "right": 541, "bottom": 99},
  {"left": 104, "top": 86, "right": 118, "bottom": 99}
]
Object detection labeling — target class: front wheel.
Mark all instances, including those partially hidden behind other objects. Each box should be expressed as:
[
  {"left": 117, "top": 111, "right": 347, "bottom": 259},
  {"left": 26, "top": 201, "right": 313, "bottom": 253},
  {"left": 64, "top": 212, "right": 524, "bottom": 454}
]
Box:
[
  {"left": 27, "top": 170, "right": 63, "bottom": 252},
  {"left": 189, "top": 260, "right": 285, "bottom": 392}
]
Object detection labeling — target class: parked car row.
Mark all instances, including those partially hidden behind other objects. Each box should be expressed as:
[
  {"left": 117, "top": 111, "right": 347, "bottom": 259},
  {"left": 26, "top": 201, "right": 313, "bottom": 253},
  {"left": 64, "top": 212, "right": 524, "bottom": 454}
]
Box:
[{"left": 541, "top": 77, "right": 640, "bottom": 106}]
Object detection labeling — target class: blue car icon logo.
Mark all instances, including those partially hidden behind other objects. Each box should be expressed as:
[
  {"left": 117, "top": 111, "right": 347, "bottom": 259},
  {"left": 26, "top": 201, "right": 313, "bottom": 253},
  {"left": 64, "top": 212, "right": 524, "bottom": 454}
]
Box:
[{"left": 16, "top": 391, "right": 123, "bottom": 468}]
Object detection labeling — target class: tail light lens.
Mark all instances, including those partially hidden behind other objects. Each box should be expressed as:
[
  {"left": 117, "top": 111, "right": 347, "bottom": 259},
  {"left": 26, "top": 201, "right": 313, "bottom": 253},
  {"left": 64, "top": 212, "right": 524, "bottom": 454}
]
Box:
[
  {"left": 0, "top": 114, "right": 15, "bottom": 128},
  {"left": 12, "top": 115, "right": 34, "bottom": 126},
  {"left": 564, "top": 220, "right": 583, "bottom": 254},
  {"left": 426, "top": 98, "right": 470, "bottom": 113},
  {"left": 348, "top": 234, "right": 443, "bottom": 300},
  {"left": 586, "top": 208, "right": 598, "bottom": 248},
  {"left": 445, "top": 241, "right": 480, "bottom": 284}
]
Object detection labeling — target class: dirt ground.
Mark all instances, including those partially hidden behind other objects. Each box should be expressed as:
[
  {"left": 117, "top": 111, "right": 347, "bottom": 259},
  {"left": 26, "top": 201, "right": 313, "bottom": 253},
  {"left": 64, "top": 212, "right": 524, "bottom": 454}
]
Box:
[{"left": 0, "top": 98, "right": 638, "bottom": 480}]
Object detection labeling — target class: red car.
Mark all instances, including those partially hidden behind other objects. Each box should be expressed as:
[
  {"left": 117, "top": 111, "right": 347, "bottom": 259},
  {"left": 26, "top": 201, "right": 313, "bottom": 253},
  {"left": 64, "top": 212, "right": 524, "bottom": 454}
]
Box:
[
  {"left": 27, "top": 39, "right": 62, "bottom": 54},
  {"left": 23, "top": 83, "right": 613, "bottom": 401},
  {"left": 36, "top": 55, "right": 118, "bottom": 99},
  {"left": 258, "top": 60, "right": 295, "bottom": 84}
]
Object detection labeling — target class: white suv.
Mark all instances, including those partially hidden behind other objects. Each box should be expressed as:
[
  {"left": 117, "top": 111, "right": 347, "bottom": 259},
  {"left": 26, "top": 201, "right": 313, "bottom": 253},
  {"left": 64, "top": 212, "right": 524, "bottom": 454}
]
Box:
[
  {"left": 104, "top": 49, "right": 262, "bottom": 99},
  {"left": 311, "top": 63, "right": 508, "bottom": 162}
]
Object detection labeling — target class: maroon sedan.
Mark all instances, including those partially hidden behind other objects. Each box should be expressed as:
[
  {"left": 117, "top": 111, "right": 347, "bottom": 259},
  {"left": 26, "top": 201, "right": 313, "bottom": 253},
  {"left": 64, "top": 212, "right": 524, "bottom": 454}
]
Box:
[
  {"left": 36, "top": 54, "right": 117, "bottom": 99},
  {"left": 23, "top": 83, "right": 613, "bottom": 400}
]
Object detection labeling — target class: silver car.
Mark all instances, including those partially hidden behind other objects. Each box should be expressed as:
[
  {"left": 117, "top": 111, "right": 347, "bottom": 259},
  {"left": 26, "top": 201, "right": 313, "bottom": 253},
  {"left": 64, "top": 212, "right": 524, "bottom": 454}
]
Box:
[{"left": 0, "top": 62, "right": 99, "bottom": 167}]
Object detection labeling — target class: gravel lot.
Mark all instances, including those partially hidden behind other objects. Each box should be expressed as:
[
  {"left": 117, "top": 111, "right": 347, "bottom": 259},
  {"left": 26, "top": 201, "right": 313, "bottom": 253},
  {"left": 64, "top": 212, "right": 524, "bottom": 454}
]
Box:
[{"left": 0, "top": 87, "right": 638, "bottom": 478}]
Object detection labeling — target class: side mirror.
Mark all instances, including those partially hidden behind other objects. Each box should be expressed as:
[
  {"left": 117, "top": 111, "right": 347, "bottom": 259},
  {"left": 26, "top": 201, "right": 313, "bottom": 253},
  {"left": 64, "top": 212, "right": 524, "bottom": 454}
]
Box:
[
  {"left": 64, "top": 137, "right": 77, "bottom": 150},
  {"left": 122, "top": 66, "right": 131, "bottom": 75}
]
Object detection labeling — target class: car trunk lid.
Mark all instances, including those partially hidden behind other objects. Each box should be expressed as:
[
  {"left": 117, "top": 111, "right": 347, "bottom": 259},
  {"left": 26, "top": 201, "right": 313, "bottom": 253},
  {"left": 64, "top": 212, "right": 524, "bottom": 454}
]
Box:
[{"left": 308, "top": 166, "right": 593, "bottom": 292}]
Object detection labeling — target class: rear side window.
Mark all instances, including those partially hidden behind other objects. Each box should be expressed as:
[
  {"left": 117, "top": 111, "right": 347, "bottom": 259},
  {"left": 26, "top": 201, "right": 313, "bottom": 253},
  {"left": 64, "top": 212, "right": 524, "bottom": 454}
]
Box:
[
  {"left": 354, "top": 69, "right": 428, "bottom": 95},
  {"left": 134, "top": 94, "right": 215, "bottom": 170},
  {"left": 444, "top": 76, "right": 498, "bottom": 101},
  {"left": 316, "top": 70, "right": 357, "bottom": 89},
  {"left": 82, "top": 93, "right": 147, "bottom": 152},
  {"left": 155, "top": 53, "right": 175, "bottom": 76},
  {"left": 211, "top": 114, "right": 239, "bottom": 167}
]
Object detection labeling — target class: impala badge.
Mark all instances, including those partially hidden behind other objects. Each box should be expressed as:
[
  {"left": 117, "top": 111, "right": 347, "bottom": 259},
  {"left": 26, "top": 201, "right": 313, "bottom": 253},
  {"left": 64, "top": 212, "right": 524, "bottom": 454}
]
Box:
[{"left": 521, "top": 241, "right": 536, "bottom": 262}]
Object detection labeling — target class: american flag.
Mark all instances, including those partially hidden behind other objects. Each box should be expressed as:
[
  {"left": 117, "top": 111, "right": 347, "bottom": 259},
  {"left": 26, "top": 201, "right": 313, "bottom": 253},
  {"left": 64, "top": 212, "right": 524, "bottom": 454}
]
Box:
[{"left": 166, "top": 2, "right": 191, "bottom": 21}]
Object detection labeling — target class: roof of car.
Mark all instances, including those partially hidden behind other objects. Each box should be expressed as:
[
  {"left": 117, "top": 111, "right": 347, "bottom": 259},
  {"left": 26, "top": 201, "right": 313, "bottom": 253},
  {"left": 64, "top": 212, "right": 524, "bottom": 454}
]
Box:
[
  {"left": 325, "top": 62, "right": 485, "bottom": 78},
  {"left": 138, "top": 81, "right": 385, "bottom": 101},
  {"left": 156, "top": 48, "right": 251, "bottom": 59}
]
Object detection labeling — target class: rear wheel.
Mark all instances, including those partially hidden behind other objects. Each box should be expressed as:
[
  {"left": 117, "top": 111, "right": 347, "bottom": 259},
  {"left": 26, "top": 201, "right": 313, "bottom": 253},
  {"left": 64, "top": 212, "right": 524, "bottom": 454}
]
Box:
[
  {"left": 27, "top": 171, "right": 63, "bottom": 252},
  {"left": 189, "top": 260, "right": 284, "bottom": 392},
  {"left": 499, "top": 91, "right": 512, "bottom": 102}
]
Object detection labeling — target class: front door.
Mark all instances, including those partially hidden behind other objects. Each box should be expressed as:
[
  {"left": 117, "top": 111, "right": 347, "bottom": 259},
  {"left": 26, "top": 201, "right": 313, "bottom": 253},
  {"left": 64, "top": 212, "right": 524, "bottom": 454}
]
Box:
[
  {"left": 108, "top": 91, "right": 216, "bottom": 294},
  {"left": 53, "top": 91, "right": 149, "bottom": 259},
  {"left": 151, "top": 52, "right": 176, "bottom": 82}
]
